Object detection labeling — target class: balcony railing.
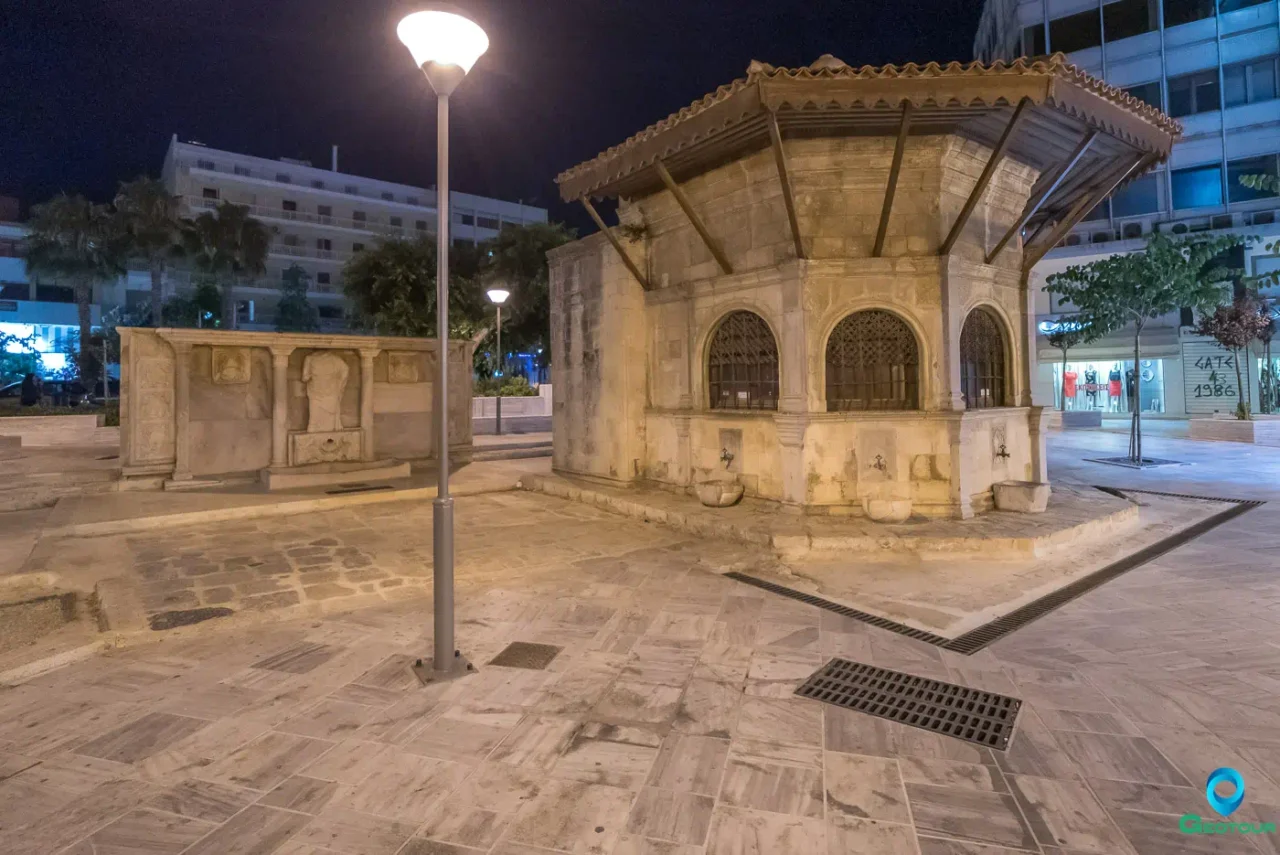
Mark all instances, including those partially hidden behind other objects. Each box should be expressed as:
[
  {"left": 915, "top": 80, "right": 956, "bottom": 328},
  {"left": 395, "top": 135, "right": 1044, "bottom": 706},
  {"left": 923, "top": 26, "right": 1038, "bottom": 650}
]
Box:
[
  {"left": 181, "top": 196, "right": 434, "bottom": 239},
  {"left": 273, "top": 244, "right": 352, "bottom": 263}
]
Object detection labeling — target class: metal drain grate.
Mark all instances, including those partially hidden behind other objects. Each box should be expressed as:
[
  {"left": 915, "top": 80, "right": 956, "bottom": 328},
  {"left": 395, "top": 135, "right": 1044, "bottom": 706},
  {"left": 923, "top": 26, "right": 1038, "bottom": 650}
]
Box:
[
  {"left": 488, "top": 641, "right": 561, "bottom": 670},
  {"left": 723, "top": 573, "right": 951, "bottom": 646},
  {"left": 797, "top": 658, "right": 1021, "bottom": 750},
  {"left": 325, "top": 484, "right": 394, "bottom": 495}
]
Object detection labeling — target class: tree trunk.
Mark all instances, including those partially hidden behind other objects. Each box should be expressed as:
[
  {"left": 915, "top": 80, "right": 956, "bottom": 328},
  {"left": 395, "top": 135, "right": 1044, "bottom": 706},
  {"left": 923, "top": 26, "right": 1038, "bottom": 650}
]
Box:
[
  {"left": 150, "top": 259, "right": 165, "bottom": 327},
  {"left": 1233, "top": 347, "right": 1248, "bottom": 420},
  {"left": 1266, "top": 339, "right": 1274, "bottom": 414},
  {"left": 75, "top": 278, "right": 93, "bottom": 380},
  {"left": 1131, "top": 329, "right": 1142, "bottom": 463},
  {"left": 223, "top": 280, "right": 236, "bottom": 330}
]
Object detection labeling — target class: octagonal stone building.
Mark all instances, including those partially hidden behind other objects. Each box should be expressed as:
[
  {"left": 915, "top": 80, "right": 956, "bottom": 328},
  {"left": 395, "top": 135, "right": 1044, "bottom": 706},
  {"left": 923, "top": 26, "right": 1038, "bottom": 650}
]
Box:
[{"left": 548, "top": 54, "right": 1178, "bottom": 518}]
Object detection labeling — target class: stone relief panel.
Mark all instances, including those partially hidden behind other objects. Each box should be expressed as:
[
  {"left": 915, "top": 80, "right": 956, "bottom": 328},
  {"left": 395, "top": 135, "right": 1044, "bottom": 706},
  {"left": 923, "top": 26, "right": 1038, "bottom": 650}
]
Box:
[
  {"left": 290, "top": 431, "right": 362, "bottom": 466},
  {"left": 386, "top": 352, "right": 420, "bottom": 383},
  {"left": 303, "top": 351, "right": 350, "bottom": 433},
  {"left": 211, "top": 347, "right": 251, "bottom": 384}
]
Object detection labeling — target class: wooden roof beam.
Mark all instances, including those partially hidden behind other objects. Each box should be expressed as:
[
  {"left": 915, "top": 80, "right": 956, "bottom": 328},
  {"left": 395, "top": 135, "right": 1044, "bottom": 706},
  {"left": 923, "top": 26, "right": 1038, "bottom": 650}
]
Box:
[
  {"left": 655, "top": 160, "right": 734, "bottom": 275},
  {"left": 938, "top": 97, "right": 1031, "bottom": 257},
  {"left": 580, "top": 197, "right": 652, "bottom": 291},
  {"left": 873, "top": 100, "right": 914, "bottom": 258},
  {"left": 766, "top": 110, "right": 805, "bottom": 260},
  {"left": 1021, "top": 151, "right": 1155, "bottom": 274},
  {"left": 986, "top": 129, "right": 1097, "bottom": 265}
]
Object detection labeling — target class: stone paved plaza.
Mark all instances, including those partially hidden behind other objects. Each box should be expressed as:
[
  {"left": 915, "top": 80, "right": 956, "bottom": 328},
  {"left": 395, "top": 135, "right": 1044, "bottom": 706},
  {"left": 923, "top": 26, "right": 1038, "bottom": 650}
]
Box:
[{"left": 0, "top": 429, "right": 1278, "bottom": 854}]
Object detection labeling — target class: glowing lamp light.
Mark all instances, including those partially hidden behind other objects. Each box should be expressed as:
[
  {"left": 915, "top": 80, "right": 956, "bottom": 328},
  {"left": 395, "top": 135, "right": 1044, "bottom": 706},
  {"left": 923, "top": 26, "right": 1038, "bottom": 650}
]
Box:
[
  {"left": 486, "top": 288, "right": 510, "bottom": 305},
  {"left": 397, "top": 11, "right": 489, "bottom": 74}
]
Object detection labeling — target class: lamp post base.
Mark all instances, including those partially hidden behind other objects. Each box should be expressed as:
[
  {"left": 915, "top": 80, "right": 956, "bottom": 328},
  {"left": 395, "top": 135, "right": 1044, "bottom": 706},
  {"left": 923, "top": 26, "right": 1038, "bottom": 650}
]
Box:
[{"left": 410, "top": 652, "right": 476, "bottom": 685}]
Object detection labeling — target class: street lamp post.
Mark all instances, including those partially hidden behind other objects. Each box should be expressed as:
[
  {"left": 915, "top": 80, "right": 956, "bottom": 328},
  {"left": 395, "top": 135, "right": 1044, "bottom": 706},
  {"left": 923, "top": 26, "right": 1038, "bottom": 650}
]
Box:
[
  {"left": 397, "top": 8, "right": 488, "bottom": 681},
  {"left": 486, "top": 287, "right": 509, "bottom": 436}
]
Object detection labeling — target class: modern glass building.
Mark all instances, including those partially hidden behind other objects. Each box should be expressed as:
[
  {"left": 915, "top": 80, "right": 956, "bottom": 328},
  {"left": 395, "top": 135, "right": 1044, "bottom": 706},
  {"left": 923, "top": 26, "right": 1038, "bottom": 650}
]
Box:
[{"left": 975, "top": 0, "right": 1280, "bottom": 417}]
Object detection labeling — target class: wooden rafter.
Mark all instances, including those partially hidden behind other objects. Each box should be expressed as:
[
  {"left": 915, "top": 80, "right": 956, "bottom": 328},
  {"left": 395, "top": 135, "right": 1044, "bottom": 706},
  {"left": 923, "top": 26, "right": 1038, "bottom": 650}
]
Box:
[
  {"left": 655, "top": 160, "right": 734, "bottom": 275},
  {"left": 938, "top": 97, "right": 1032, "bottom": 256},
  {"left": 986, "top": 129, "right": 1097, "bottom": 264},
  {"left": 1021, "top": 151, "right": 1155, "bottom": 273},
  {"left": 873, "top": 100, "right": 914, "bottom": 257},
  {"left": 766, "top": 110, "right": 805, "bottom": 260},
  {"left": 580, "top": 197, "right": 652, "bottom": 290}
]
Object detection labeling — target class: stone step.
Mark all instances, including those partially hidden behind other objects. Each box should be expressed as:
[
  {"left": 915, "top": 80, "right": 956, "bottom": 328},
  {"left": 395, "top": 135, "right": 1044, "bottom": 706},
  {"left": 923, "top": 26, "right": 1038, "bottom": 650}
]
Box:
[
  {"left": 0, "top": 592, "right": 83, "bottom": 657},
  {"left": 0, "top": 478, "right": 119, "bottom": 513},
  {"left": 471, "top": 445, "right": 552, "bottom": 462}
]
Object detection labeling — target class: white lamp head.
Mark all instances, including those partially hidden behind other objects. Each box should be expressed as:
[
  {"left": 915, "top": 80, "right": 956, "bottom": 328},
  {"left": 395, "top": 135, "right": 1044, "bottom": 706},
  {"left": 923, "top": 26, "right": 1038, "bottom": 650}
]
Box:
[
  {"left": 486, "top": 287, "right": 510, "bottom": 305},
  {"left": 397, "top": 10, "right": 489, "bottom": 95}
]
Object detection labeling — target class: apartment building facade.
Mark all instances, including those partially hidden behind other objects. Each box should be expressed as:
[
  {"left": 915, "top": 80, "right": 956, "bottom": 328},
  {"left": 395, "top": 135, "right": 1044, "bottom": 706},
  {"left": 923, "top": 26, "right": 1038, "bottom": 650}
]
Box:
[
  {"left": 155, "top": 137, "right": 548, "bottom": 330},
  {"left": 975, "top": 0, "right": 1280, "bottom": 417}
]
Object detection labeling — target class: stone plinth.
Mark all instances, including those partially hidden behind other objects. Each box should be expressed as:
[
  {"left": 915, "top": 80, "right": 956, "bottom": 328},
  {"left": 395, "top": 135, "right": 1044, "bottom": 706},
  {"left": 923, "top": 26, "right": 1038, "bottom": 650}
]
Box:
[
  {"left": 993, "top": 480, "right": 1051, "bottom": 513},
  {"left": 1062, "top": 410, "right": 1103, "bottom": 429},
  {"left": 261, "top": 459, "right": 411, "bottom": 491},
  {"left": 1190, "top": 416, "right": 1280, "bottom": 447}
]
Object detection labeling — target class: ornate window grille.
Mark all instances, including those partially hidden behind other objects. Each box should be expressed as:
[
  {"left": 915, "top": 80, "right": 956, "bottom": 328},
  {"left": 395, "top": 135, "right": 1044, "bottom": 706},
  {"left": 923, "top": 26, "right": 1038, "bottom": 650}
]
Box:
[
  {"left": 707, "top": 310, "right": 779, "bottom": 410},
  {"left": 825, "top": 310, "right": 920, "bottom": 411},
  {"left": 960, "top": 308, "right": 1007, "bottom": 409}
]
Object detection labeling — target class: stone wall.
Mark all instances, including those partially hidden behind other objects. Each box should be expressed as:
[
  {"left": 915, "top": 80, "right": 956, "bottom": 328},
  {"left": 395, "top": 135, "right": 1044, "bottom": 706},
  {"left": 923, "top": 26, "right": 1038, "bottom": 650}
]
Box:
[{"left": 119, "top": 328, "right": 473, "bottom": 483}]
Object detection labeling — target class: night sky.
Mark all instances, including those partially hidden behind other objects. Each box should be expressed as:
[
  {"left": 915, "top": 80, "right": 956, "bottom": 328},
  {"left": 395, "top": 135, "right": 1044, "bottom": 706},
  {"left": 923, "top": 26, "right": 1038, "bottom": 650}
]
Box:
[{"left": 3, "top": 0, "right": 986, "bottom": 232}]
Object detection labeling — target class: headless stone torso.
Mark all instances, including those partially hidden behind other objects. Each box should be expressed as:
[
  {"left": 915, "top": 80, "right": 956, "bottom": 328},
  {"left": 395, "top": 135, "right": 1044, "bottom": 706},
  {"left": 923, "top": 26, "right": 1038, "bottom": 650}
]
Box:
[{"left": 302, "top": 351, "right": 350, "bottom": 433}]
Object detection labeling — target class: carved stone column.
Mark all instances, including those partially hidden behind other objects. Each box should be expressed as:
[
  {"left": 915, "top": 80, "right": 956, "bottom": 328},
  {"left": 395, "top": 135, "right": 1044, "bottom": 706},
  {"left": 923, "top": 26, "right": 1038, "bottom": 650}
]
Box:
[
  {"left": 270, "top": 346, "right": 294, "bottom": 468},
  {"left": 673, "top": 414, "right": 692, "bottom": 486},
  {"left": 359, "top": 348, "right": 378, "bottom": 461},
  {"left": 1027, "top": 406, "right": 1049, "bottom": 483},
  {"left": 171, "top": 342, "right": 193, "bottom": 481},
  {"left": 775, "top": 413, "right": 808, "bottom": 507}
]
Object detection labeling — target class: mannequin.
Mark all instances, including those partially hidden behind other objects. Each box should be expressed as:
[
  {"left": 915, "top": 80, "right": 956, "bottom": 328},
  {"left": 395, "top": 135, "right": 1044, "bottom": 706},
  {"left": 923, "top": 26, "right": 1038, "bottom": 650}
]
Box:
[
  {"left": 1062, "top": 367, "right": 1078, "bottom": 409},
  {"left": 1084, "top": 365, "right": 1099, "bottom": 409},
  {"left": 1108, "top": 366, "right": 1123, "bottom": 411}
]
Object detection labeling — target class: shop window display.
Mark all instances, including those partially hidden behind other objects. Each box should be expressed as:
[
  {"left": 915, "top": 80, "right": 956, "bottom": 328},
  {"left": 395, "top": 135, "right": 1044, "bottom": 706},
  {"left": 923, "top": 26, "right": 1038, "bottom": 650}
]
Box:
[{"left": 1052, "top": 360, "right": 1165, "bottom": 413}]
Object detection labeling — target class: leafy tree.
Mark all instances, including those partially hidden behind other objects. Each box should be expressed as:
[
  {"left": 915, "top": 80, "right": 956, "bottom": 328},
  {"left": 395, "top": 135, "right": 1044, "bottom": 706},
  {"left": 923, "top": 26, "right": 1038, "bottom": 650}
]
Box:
[
  {"left": 1239, "top": 174, "right": 1279, "bottom": 195},
  {"left": 1257, "top": 297, "right": 1278, "bottom": 415},
  {"left": 113, "top": 177, "right": 184, "bottom": 326},
  {"left": 162, "top": 281, "right": 223, "bottom": 329},
  {"left": 341, "top": 235, "right": 486, "bottom": 338},
  {"left": 1044, "top": 316, "right": 1105, "bottom": 411},
  {"left": 1195, "top": 296, "right": 1271, "bottom": 420},
  {"left": 0, "top": 329, "right": 41, "bottom": 386},
  {"left": 181, "top": 202, "right": 270, "bottom": 328},
  {"left": 23, "top": 194, "right": 125, "bottom": 377},
  {"left": 1046, "top": 233, "right": 1242, "bottom": 462},
  {"left": 482, "top": 222, "right": 575, "bottom": 374},
  {"left": 275, "top": 264, "right": 319, "bottom": 332}
]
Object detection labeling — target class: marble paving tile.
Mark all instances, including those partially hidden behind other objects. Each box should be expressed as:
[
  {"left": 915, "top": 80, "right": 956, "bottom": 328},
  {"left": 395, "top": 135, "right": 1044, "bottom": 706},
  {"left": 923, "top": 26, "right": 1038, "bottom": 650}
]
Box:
[
  {"left": 553, "top": 731, "right": 660, "bottom": 789},
  {"left": 287, "top": 807, "right": 416, "bottom": 855},
  {"left": 646, "top": 734, "right": 730, "bottom": 796},
  {"left": 625, "top": 786, "right": 715, "bottom": 846},
  {"left": 718, "top": 757, "right": 824, "bottom": 819},
  {"left": 824, "top": 751, "right": 911, "bottom": 823},
  {"left": 0, "top": 773, "right": 81, "bottom": 834},
  {"left": 1083, "top": 777, "right": 1201, "bottom": 816},
  {"left": 1, "top": 779, "right": 155, "bottom": 855},
  {"left": 672, "top": 678, "right": 741, "bottom": 739},
  {"left": 251, "top": 642, "right": 336, "bottom": 674},
  {"left": 257, "top": 774, "right": 338, "bottom": 814},
  {"left": 352, "top": 691, "right": 448, "bottom": 745},
  {"left": 350, "top": 653, "right": 420, "bottom": 692},
  {"left": 825, "top": 815, "right": 920, "bottom": 855},
  {"left": 729, "top": 737, "right": 824, "bottom": 769},
  {"left": 1051, "top": 730, "right": 1190, "bottom": 787},
  {"left": 1008, "top": 775, "right": 1136, "bottom": 854},
  {"left": 146, "top": 779, "right": 256, "bottom": 823},
  {"left": 612, "top": 833, "right": 705, "bottom": 855},
  {"left": 1106, "top": 807, "right": 1242, "bottom": 855},
  {"left": 399, "top": 839, "right": 489, "bottom": 854},
  {"left": 416, "top": 761, "right": 544, "bottom": 849},
  {"left": 198, "top": 731, "right": 333, "bottom": 791},
  {"left": 0, "top": 751, "right": 39, "bottom": 782},
  {"left": 489, "top": 714, "right": 581, "bottom": 772},
  {"left": 905, "top": 782, "right": 1037, "bottom": 851},
  {"left": 297, "top": 739, "right": 393, "bottom": 784},
  {"left": 1032, "top": 706, "right": 1143, "bottom": 737},
  {"left": 917, "top": 837, "right": 1038, "bottom": 855},
  {"left": 182, "top": 804, "right": 311, "bottom": 855},
  {"left": 704, "top": 805, "right": 825, "bottom": 855},
  {"left": 593, "top": 680, "right": 684, "bottom": 726},
  {"left": 156, "top": 684, "right": 262, "bottom": 719},
  {"left": 276, "top": 699, "right": 374, "bottom": 740},
  {"left": 533, "top": 664, "right": 623, "bottom": 717},
  {"left": 402, "top": 712, "right": 516, "bottom": 763},
  {"left": 503, "top": 778, "right": 637, "bottom": 855},
  {"left": 74, "top": 712, "right": 209, "bottom": 765},
  {"left": 734, "top": 697, "right": 822, "bottom": 748},
  {"left": 16, "top": 751, "right": 137, "bottom": 794},
  {"left": 333, "top": 751, "right": 469, "bottom": 821},
  {"left": 898, "top": 755, "right": 1007, "bottom": 793},
  {"left": 60, "top": 806, "right": 213, "bottom": 855}
]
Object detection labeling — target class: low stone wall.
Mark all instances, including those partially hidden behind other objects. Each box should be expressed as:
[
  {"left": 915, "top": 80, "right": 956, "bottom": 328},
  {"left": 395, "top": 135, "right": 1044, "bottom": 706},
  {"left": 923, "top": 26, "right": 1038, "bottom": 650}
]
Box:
[
  {"left": 0, "top": 414, "right": 108, "bottom": 447},
  {"left": 472, "top": 386, "right": 552, "bottom": 435},
  {"left": 1190, "top": 416, "right": 1280, "bottom": 446}
]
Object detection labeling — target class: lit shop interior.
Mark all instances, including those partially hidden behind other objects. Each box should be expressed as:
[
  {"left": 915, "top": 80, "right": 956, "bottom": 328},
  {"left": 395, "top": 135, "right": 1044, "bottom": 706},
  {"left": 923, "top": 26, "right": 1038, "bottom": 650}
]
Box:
[{"left": 1049, "top": 359, "right": 1170, "bottom": 414}]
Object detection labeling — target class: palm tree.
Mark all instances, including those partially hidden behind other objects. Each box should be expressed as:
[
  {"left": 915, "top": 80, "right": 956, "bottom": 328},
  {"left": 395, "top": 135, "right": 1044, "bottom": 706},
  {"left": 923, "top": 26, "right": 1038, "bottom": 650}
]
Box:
[
  {"left": 24, "top": 194, "right": 124, "bottom": 376},
  {"left": 113, "top": 177, "right": 184, "bottom": 326},
  {"left": 181, "top": 202, "right": 270, "bottom": 328}
]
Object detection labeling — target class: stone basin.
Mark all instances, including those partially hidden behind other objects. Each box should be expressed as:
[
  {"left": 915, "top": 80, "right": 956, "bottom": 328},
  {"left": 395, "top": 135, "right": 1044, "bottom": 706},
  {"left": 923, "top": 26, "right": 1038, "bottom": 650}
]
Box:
[
  {"left": 864, "top": 498, "right": 913, "bottom": 523},
  {"left": 993, "top": 480, "right": 1051, "bottom": 514},
  {"left": 696, "top": 482, "right": 744, "bottom": 508}
]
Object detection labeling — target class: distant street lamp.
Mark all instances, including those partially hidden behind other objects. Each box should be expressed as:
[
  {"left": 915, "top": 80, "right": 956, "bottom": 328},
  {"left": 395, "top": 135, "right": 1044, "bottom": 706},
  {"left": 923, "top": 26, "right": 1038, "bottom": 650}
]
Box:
[
  {"left": 487, "top": 287, "right": 510, "bottom": 436},
  {"left": 397, "top": 7, "right": 489, "bottom": 681}
]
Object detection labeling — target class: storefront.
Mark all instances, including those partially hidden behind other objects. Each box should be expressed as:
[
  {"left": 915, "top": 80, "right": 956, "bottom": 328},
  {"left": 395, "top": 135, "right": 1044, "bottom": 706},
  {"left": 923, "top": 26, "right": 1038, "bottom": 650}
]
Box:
[{"left": 1049, "top": 358, "right": 1170, "bottom": 414}]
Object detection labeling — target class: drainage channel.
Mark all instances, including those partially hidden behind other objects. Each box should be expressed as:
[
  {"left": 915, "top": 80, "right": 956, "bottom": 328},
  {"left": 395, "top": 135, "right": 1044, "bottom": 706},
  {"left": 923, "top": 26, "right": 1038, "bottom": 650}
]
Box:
[{"left": 727, "top": 488, "right": 1262, "bottom": 657}]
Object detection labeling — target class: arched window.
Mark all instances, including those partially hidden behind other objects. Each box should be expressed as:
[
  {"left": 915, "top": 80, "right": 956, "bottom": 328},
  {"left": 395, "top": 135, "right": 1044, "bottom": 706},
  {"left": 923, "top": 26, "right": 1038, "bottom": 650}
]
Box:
[
  {"left": 707, "top": 310, "right": 779, "bottom": 410},
  {"left": 825, "top": 310, "right": 920, "bottom": 411},
  {"left": 960, "top": 307, "right": 1008, "bottom": 409}
]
